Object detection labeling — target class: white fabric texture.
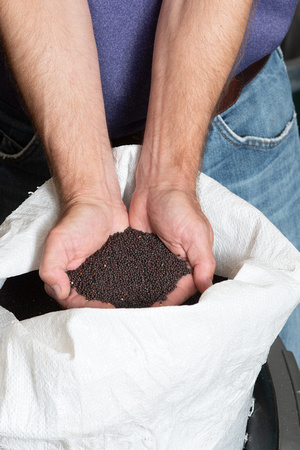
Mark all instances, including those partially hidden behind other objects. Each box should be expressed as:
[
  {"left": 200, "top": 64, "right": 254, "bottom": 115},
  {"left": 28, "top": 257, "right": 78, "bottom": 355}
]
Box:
[{"left": 0, "top": 145, "right": 299, "bottom": 450}]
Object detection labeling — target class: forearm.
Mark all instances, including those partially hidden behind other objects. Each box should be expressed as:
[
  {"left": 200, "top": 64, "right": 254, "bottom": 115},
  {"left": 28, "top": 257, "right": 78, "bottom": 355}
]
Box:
[
  {"left": 140, "top": 0, "right": 253, "bottom": 189},
  {"left": 0, "top": 0, "right": 115, "bottom": 204}
]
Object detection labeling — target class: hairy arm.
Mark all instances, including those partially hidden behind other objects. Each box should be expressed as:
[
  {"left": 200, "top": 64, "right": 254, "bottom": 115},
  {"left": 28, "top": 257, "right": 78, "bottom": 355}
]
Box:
[
  {"left": 142, "top": 0, "right": 252, "bottom": 185},
  {"left": 130, "top": 0, "right": 253, "bottom": 295},
  {"left": 0, "top": 0, "right": 115, "bottom": 200},
  {"left": 0, "top": 0, "right": 128, "bottom": 304}
]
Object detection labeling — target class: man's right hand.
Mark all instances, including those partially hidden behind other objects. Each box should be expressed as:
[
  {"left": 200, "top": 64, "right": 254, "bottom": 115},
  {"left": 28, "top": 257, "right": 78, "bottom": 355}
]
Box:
[
  {"left": 39, "top": 196, "right": 129, "bottom": 309},
  {"left": 0, "top": 0, "right": 130, "bottom": 309}
]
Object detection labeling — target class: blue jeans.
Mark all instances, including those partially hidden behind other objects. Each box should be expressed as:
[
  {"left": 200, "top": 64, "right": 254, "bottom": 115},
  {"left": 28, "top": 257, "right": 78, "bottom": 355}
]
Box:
[
  {"left": 0, "top": 49, "right": 300, "bottom": 364},
  {"left": 203, "top": 48, "right": 300, "bottom": 365},
  {"left": 0, "top": 101, "right": 50, "bottom": 222}
]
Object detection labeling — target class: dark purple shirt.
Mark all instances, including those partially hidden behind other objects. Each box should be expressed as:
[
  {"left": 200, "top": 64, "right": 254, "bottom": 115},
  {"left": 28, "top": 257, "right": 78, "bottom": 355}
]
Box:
[{"left": 0, "top": 0, "right": 298, "bottom": 138}]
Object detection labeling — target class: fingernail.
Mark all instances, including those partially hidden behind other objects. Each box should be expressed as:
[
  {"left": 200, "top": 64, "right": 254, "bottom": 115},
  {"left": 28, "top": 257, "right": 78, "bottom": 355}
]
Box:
[
  {"left": 205, "top": 279, "right": 213, "bottom": 290},
  {"left": 52, "top": 284, "right": 61, "bottom": 298}
]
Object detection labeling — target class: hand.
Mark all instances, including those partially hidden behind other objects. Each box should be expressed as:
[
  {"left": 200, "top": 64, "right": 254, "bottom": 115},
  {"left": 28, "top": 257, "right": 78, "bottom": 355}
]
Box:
[
  {"left": 129, "top": 183, "right": 215, "bottom": 306},
  {"left": 39, "top": 195, "right": 129, "bottom": 309}
]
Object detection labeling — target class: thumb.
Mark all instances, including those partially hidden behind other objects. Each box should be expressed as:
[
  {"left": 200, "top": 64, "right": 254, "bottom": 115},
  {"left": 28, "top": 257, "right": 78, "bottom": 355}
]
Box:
[
  {"left": 39, "top": 231, "right": 72, "bottom": 301},
  {"left": 185, "top": 228, "right": 215, "bottom": 293}
]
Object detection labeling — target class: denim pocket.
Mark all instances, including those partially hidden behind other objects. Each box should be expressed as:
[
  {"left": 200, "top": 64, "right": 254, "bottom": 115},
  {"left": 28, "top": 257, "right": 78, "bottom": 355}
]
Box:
[
  {"left": 203, "top": 49, "right": 300, "bottom": 251},
  {"left": 0, "top": 99, "right": 40, "bottom": 163},
  {"left": 0, "top": 117, "right": 50, "bottom": 223},
  {"left": 213, "top": 109, "right": 297, "bottom": 150},
  {"left": 0, "top": 129, "right": 39, "bottom": 162},
  {"left": 212, "top": 49, "right": 296, "bottom": 150}
]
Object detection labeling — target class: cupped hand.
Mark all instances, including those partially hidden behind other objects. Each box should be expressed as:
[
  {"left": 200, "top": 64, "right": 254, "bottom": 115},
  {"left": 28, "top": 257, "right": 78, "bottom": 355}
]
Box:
[
  {"left": 39, "top": 196, "right": 129, "bottom": 309},
  {"left": 129, "top": 184, "right": 215, "bottom": 306}
]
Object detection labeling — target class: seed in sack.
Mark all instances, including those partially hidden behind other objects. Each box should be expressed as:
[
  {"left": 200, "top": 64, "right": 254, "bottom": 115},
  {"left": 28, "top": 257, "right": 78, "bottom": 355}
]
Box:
[{"left": 67, "top": 227, "right": 191, "bottom": 308}]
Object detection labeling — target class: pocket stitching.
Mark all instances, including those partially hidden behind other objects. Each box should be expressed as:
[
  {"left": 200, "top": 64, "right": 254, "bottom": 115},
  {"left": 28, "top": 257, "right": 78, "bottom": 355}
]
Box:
[
  {"left": 214, "top": 111, "right": 297, "bottom": 150},
  {"left": 0, "top": 133, "right": 38, "bottom": 160}
]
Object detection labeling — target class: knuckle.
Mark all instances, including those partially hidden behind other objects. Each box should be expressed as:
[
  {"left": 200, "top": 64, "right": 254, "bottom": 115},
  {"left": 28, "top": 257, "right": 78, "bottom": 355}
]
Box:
[{"left": 38, "top": 266, "right": 47, "bottom": 282}]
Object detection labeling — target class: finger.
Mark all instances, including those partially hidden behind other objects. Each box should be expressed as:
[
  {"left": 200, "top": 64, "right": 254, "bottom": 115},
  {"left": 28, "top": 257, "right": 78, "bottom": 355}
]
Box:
[
  {"left": 44, "top": 282, "right": 73, "bottom": 306},
  {"left": 39, "top": 229, "right": 73, "bottom": 300},
  {"left": 151, "top": 273, "right": 197, "bottom": 307},
  {"left": 83, "top": 300, "right": 116, "bottom": 309},
  {"left": 190, "top": 245, "right": 215, "bottom": 293},
  {"left": 184, "top": 227, "right": 215, "bottom": 293},
  {"left": 45, "top": 284, "right": 116, "bottom": 309},
  {"left": 40, "top": 261, "right": 71, "bottom": 301},
  {"left": 65, "top": 290, "right": 116, "bottom": 309}
]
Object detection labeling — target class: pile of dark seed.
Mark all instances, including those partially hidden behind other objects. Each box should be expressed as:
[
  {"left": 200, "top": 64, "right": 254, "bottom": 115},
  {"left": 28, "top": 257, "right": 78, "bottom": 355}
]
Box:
[{"left": 67, "top": 227, "right": 191, "bottom": 308}]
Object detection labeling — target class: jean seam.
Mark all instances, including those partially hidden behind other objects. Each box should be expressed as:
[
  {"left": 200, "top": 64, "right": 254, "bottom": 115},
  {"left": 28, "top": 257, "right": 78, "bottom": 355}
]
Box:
[
  {"left": 0, "top": 133, "right": 38, "bottom": 160},
  {"left": 213, "top": 111, "right": 297, "bottom": 150},
  {"left": 276, "top": 46, "right": 284, "bottom": 59}
]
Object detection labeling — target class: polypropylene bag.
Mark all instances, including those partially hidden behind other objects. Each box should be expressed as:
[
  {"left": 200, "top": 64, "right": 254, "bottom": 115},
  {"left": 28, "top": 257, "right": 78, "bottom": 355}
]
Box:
[{"left": 0, "top": 145, "right": 299, "bottom": 450}]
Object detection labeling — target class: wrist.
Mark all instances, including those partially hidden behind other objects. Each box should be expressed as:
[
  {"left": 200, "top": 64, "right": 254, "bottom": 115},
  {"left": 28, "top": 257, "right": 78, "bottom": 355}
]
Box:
[
  {"left": 49, "top": 143, "right": 123, "bottom": 207},
  {"left": 136, "top": 140, "right": 200, "bottom": 192}
]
